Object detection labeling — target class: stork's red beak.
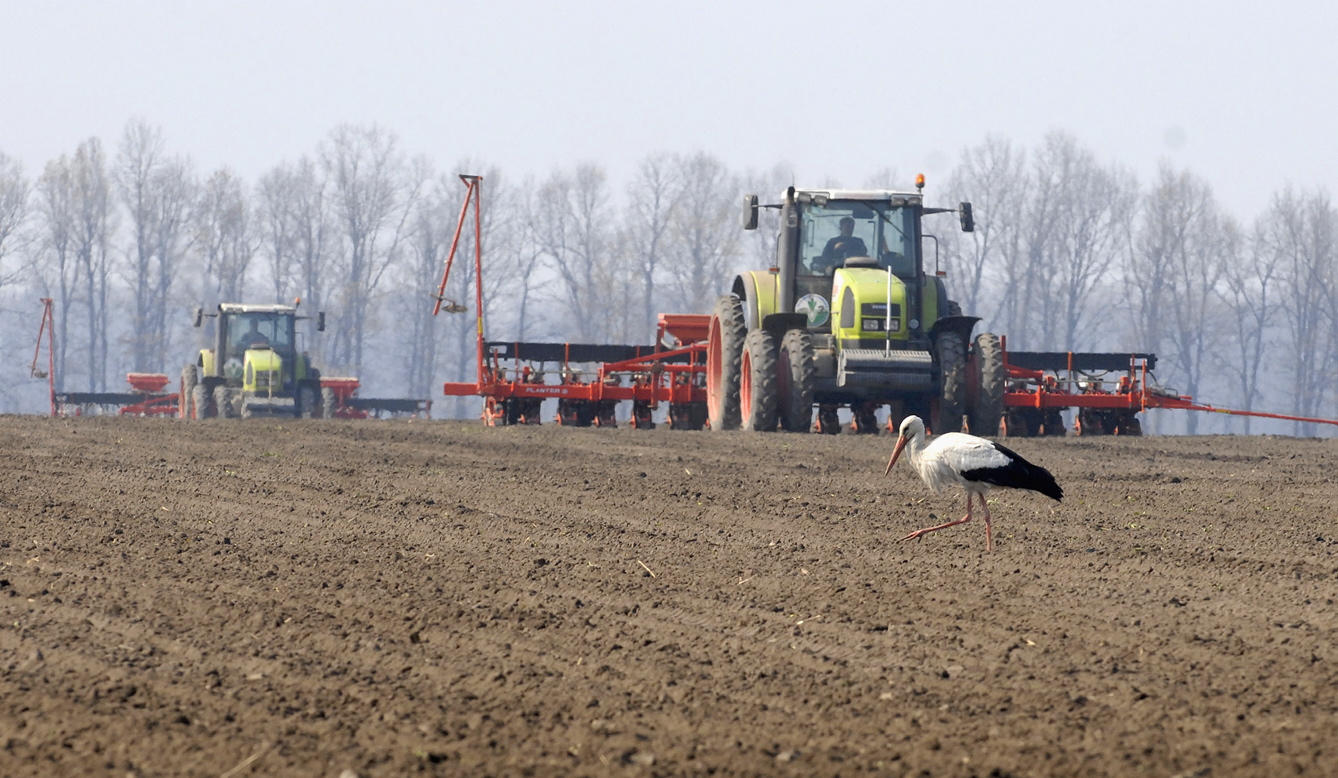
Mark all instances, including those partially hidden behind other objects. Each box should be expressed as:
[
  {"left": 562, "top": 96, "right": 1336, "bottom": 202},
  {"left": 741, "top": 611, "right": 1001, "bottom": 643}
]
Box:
[{"left": 885, "top": 433, "right": 908, "bottom": 476}]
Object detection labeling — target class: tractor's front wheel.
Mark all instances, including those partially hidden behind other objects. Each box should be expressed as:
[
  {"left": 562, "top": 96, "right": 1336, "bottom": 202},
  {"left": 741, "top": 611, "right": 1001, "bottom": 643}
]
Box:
[
  {"left": 935, "top": 331, "right": 968, "bottom": 434},
  {"left": 180, "top": 365, "right": 198, "bottom": 419},
  {"left": 740, "top": 329, "right": 779, "bottom": 432},
  {"left": 192, "top": 384, "right": 215, "bottom": 419},
  {"left": 777, "top": 330, "right": 815, "bottom": 432},
  {"left": 215, "top": 385, "right": 237, "bottom": 419},
  {"left": 706, "top": 295, "right": 746, "bottom": 431},
  {"left": 968, "top": 332, "right": 1005, "bottom": 436}
]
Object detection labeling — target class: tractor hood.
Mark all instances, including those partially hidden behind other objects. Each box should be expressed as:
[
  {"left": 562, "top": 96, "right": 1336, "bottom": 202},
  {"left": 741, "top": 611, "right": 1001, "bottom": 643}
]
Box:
[{"left": 831, "top": 266, "right": 909, "bottom": 348}]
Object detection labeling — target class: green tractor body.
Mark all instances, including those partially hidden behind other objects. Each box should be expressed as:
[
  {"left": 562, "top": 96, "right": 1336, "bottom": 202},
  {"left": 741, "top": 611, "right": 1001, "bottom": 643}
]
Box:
[
  {"left": 182, "top": 303, "right": 326, "bottom": 419},
  {"left": 712, "top": 186, "right": 1003, "bottom": 435}
]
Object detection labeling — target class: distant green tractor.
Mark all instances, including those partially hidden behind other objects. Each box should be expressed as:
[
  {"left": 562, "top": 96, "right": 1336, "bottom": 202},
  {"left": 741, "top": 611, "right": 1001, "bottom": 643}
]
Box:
[
  {"left": 181, "top": 302, "right": 326, "bottom": 419},
  {"left": 707, "top": 181, "right": 1004, "bottom": 435}
]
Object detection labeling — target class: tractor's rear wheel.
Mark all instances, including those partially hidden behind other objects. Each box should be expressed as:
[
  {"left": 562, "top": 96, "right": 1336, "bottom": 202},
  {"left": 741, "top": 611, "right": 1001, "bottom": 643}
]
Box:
[
  {"left": 706, "top": 295, "right": 746, "bottom": 431},
  {"left": 935, "top": 331, "right": 968, "bottom": 434},
  {"left": 192, "top": 384, "right": 214, "bottom": 419},
  {"left": 215, "top": 385, "right": 237, "bottom": 419},
  {"left": 320, "top": 387, "right": 337, "bottom": 419},
  {"left": 740, "top": 329, "right": 779, "bottom": 432},
  {"left": 298, "top": 385, "right": 318, "bottom": 419},
  {"left": 180, "top": 365, "right": 198, "bottom": 419},
  {"left": 968, "top": 332, "right": 1005, "bottom": 436},
  {"left": 778, "top": 329, "right": 815, "bottom": 432}
]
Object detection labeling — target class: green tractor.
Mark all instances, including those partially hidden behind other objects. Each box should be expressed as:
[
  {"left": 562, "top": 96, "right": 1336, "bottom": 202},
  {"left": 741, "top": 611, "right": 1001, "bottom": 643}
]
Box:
[
  {"left": 181, "top": 302, "right": 326, "bottom": 419},
  {"left": 707, "top": 181, "right": 1004, "bottom": 435}
]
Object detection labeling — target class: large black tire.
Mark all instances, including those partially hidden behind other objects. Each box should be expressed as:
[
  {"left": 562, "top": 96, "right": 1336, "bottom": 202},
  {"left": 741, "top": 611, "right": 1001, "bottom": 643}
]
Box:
[
  {"left": 969, "top": 332, "right": 1005, "bottom": 437},
  {"left": 298, "top": 385, "right": 318, "bottom": 419},
  {"left": 320, "top": 386, "right": 337, "bottom": 419},
  {"left": 706, "top": 295, "right": 746, "bottom": 431},
  {"left": 777, "top": 329, "right": 815, "bottom": 432},
  {"left": 180, "top": 365, "right": 198, "bottom": 419},
  {"left": 740, "top": 329, "right": 779, "bottom": 432},
  {"left": 192, "top": 383, "right": 214, "bottom": 419},
  {"left": 215, "top": 385, "right": 237, "bottom": 419},
  {"left": 935, "top": 331, "right": 967, "bottom": 435}
]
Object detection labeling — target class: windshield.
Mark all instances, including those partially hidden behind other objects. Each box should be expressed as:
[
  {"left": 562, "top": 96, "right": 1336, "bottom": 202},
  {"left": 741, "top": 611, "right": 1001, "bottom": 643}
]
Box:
[
  {"left": 798, "top": 200, "right": 917, "bottom": 278},
  {"left": 228, "top": 312, "right": 293, "bottom": 355}
]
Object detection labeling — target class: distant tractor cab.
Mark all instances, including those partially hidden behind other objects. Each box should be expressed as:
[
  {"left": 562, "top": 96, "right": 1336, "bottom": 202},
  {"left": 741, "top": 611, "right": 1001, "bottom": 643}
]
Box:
[
  {"left": 182, "top": 302, "right": 326, "bottom": 419},
  {"left": 712, "top": 179, "right": 1004, "bottom": 435}
]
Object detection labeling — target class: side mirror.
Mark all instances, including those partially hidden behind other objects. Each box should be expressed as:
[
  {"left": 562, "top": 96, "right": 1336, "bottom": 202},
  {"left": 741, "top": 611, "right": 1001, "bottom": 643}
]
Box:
[
  {"left": 959, "top": 202, "right": 975, "bottom": 233},
  {"left": 193, "top": 306, "right": 204, "bottom": 327},
  {"left": 316, "top": 312, "right": 326, "bottom": 332},
  {"left": 742, "top": 194, "right": 759, "bottom": 230}
]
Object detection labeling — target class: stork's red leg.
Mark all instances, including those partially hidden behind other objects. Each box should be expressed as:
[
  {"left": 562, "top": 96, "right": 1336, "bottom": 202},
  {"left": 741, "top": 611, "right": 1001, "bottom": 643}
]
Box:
[
  {"left": 979, "top": 492, "right": 994, "bottom": 552},
  {"left": 900, "top": 492, "right": 974, "bottom": 544}
]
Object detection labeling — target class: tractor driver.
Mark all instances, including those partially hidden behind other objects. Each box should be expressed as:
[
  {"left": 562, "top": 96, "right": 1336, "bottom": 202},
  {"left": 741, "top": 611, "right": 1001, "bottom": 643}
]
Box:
[
  {"left": 237, "top": 318, "right": 270, "bottom": 349},
  {"left": 815, "top": 217, "right": 868, "bottom": 275}
]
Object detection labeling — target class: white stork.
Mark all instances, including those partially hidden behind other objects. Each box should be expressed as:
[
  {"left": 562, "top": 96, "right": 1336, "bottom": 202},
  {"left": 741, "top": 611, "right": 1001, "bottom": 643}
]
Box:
[{"left": 884, "top": 415, "right": 1063, "bottom": 551}]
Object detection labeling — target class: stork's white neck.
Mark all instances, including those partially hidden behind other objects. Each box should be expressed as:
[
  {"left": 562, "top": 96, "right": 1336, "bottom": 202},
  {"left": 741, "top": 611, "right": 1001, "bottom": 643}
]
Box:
[{"left": 904, "top": 423, "right": 928, "bottom": 468}]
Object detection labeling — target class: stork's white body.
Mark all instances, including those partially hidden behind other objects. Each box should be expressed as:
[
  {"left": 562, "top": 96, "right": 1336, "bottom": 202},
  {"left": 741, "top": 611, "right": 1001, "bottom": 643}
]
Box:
[
  {"left": 903, "top": 431, "right": 1013, "bottom": 497},
  {"left": 886, "top": 416, "right": 1063, "bottom": 551}
]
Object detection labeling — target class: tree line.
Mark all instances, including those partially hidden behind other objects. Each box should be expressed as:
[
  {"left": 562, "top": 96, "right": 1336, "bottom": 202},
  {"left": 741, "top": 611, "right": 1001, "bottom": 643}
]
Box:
[{"left": 0, "top": 121, "right": 1334, "bottom": 434}]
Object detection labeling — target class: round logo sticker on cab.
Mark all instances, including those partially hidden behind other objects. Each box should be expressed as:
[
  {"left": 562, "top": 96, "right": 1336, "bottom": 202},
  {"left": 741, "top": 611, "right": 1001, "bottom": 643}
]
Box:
[{"left": 795, "top": 294, "right": 829, "bottom": 328}]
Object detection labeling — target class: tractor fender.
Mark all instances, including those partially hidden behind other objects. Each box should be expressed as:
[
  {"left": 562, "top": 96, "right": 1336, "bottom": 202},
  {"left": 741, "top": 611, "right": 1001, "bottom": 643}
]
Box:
[
  {"left": 731, "top": 270, "right": 779, "bottom": 330},
  {"left": 928, "top": 315, "right": 980, "bottom": 345}
]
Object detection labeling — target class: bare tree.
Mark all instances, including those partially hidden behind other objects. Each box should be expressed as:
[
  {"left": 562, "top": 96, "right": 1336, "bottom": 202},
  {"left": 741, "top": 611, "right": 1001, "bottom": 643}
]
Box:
[
  {"left": 1217, "top": 216, "right": 1280, "bottom": 432},
  {"left": 624, "top": 152, "right": 681, "bottom": 339},
  {"left": 34, "top": 155, "right": 76, "bottom": 390},
  {"left": 72, "top": 139, "right": 114, "bottom": 391},
  {"left": 1258, "top": 186, "right": 1336, "bottom": 434},
  {"left": 997, "top": 138, "right": 1056, "bottom": 350},
  {"left": 943, "top": 135, "right": 1026, "bottom": 322},
  {"left": 320, "top": 124, "right": 425, "bottom": 375},
  {"left": 0, "top": 150, "right": 29, "bottom": 286},
  {"left": 115, "top": 119, "right": 197, "bottom": 371},
  {"left": 512, "top": 177, "right": 549, "bottom": 342},
  {"left": 195, "top": 168, "right": 255, "bottom": 304},
  {"left": 662, "top": 152, "right": 739, "bottom": 315},
  {"left": 531, "top": 164, "right": 613, "bottom": 341}
]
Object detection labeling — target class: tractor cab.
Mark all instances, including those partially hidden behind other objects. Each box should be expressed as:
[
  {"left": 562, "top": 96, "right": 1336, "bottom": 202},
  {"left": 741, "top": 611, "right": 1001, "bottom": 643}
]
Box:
[
  {"left": 217, "top": 308, "right": 296, "bottom": 380},
  {"left": 743, "top": 185, "right": 974, "bottom": 350},
  {"left": 711, "top": 181, "right": 994, "bottom": 436},
  {"left": 186, "top": 302, "right": 325, "bottom": 419}
]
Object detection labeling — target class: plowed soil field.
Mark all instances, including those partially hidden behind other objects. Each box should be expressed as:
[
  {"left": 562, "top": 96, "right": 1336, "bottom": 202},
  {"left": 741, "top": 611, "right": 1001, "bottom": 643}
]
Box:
[{"left": 1, "top": 416, "right": 1335, "bottom": 777}]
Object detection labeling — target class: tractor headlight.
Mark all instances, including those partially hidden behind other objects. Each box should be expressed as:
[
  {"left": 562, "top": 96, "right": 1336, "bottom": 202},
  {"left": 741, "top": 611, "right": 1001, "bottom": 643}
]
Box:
[{"left": 862, "top": 318, "right": 898, "bottom": 332}]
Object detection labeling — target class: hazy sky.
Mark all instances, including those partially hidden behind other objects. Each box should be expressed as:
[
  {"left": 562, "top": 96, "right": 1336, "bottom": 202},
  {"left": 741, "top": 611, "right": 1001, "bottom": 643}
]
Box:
[{"left": 4, "top": 1, "right": 1335, "bottom": 219}]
